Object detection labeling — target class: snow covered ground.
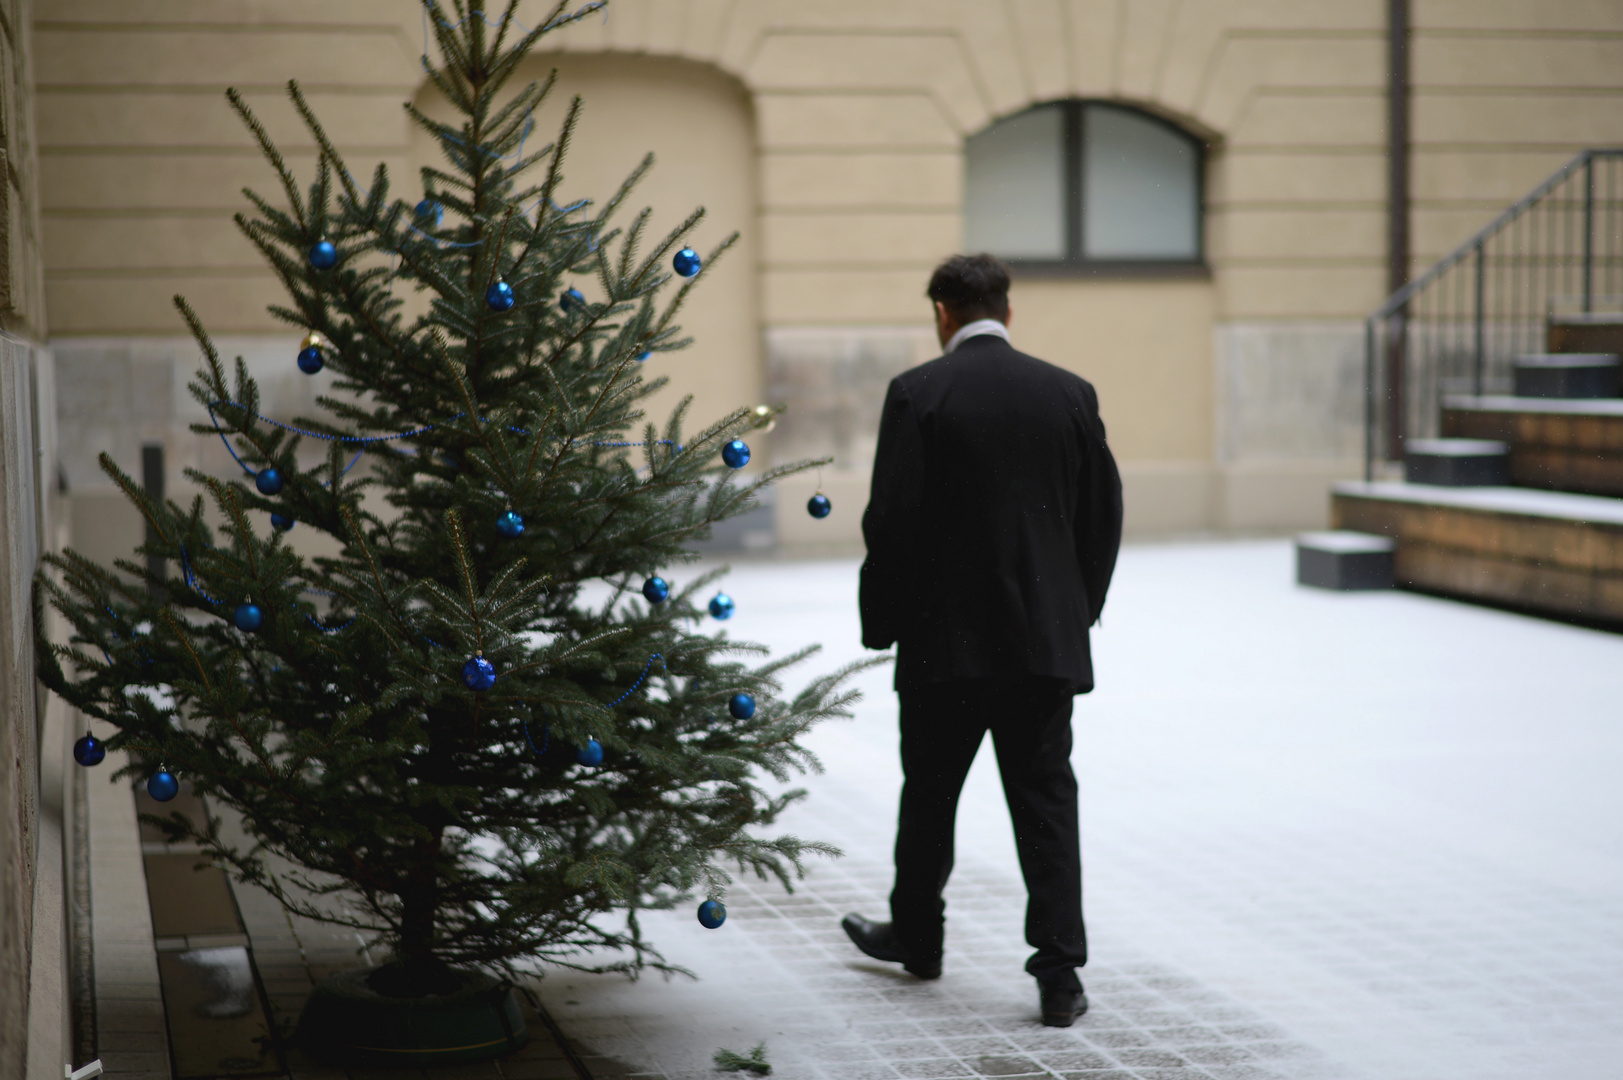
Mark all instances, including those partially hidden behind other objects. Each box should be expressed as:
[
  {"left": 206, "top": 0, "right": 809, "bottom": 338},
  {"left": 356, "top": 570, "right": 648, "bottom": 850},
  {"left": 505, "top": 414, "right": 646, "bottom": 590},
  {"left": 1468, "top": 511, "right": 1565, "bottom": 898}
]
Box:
[{"left": 546, "top": 539, "right": 1623, "bottom": 1080}]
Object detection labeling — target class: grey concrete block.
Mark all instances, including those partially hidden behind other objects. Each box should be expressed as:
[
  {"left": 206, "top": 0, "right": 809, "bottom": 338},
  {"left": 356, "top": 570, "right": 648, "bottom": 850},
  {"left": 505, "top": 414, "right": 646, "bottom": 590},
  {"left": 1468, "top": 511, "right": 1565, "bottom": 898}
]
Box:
[
  {"left": 1404, "top": 438, "right": 1510, "bottom": 486},
  {"left": 688, "top": 485, "right": 776, "bottom": 553},
  {"left": 764, "top": 326, "right": 931, "bottom": 470},
  {"left": 1512, "top": 353, "right": 1622, "bottom": 399},
  {"left": 1295, "top": 531, "right": 1395, "bottom": 590}
]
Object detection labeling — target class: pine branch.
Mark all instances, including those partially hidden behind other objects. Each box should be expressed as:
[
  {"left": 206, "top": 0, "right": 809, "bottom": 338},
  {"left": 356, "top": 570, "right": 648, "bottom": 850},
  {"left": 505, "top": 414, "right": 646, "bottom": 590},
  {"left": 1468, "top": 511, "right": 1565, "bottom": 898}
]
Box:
[
  {"left": 713, "top": 1044, "right": 772, "bottom": 1075},
  {"left": 226, "top": 88, "right": 306, "bottom": 229}
]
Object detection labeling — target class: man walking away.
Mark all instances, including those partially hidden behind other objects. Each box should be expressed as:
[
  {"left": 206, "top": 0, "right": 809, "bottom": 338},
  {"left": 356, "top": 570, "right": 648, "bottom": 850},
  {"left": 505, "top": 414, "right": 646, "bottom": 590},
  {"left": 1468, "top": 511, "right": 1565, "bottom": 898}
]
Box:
[{"left": 842, "top": 254, "right": 1123, "bottom": 1027}]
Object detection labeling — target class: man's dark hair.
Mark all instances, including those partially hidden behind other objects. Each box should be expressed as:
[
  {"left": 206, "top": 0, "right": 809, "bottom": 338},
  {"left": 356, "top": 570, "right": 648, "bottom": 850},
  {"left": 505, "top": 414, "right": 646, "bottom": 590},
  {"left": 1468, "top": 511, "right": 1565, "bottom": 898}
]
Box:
[{"left": 927, "top": 253, "right": 1012, "bottom": 323}]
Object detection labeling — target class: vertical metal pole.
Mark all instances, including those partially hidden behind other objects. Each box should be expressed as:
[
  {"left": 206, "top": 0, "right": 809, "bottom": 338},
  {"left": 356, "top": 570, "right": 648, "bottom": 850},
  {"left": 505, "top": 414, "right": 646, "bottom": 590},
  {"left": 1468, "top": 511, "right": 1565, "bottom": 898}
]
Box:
[
  {"left": 1380, "top": 0, "right": 1410, "bottom": 470},
  {"left": 1473, "top": 244, "right": 1486, "bottom": 395},
  {"left": 1603, "top": 155, "right": 1616, "bottom": 300},
  {"left": 1518, "top": 211, "right": 1529, "bottom": 356},
  {"left": 1386, "top": 311, "right": 1408, "bottom": 460},
  {"left": 1608, "top": 156, "right": 1616, "bottom": 302},
  {"left": 1538, "top": 196, "right": 1550, "bottom": 350},
  {"left": 141, "top": 443, "right": 165, "bottom": 596},
  {"left": 1387, "top": 0, "right": 1410, "bottom": 298},
  {"left": 1365, "top": 318, "right": 1376, "bottom": 482},
  {"left": 1583, "top": 155, "right": 1595, "bottom": 314}
]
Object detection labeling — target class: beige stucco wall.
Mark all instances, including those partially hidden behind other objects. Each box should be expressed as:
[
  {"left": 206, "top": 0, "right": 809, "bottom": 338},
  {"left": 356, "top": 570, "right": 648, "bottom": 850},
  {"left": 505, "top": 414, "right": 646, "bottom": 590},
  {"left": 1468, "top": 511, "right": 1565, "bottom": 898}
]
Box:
[
  {"left": 535, "top": 1, "right": 1387, "bottom": 322},
  {"left": 1410, "top": 2, "right": 1623, "bottom": 270},
  {"left": 35, "top": 7, "right": 416, "bottom": 334},
  {"left": 2, "top": 0, "right": 44, "bottom": 339},
  {"left": 1013, "top": 278, "right": 1215, "bottom": 462},
  {"left": 0, "top": 0, "right": 57, "bottom": 1070},
  {"left": 30, "top": 0, "right": 1623, "bottom": 539}
]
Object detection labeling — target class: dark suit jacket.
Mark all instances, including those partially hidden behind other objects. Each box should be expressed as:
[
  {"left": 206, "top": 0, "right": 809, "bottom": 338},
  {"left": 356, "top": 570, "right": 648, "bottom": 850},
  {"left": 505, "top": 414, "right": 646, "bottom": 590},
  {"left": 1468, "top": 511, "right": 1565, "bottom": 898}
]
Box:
[{"left": 859, "top": 333, "right": 1123, "bottom": 694}]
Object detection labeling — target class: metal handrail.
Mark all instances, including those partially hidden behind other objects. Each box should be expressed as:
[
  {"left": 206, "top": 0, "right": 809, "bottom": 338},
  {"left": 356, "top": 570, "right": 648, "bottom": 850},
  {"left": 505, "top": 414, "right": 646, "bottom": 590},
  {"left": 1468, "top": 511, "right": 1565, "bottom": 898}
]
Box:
[
  {"left": 1373, "top": 151, "right": 1610, "bottom": 319},
  {"left": 1363, "top": 147, "right": 1623, "bottom": 480}
]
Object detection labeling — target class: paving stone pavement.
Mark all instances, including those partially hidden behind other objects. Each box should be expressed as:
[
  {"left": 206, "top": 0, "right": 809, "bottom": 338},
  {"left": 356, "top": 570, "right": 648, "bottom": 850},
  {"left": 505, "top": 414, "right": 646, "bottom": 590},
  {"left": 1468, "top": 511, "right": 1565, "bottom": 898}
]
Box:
[
  {"left": 539, "top": 540, "right": 1623, "bottom": 1080},
  {"left": 83, "top": 539, "right": 1623, "bottom": 1079},
  {"left": 86, "top": 737, "right": 169, "bottom": 1080},
  {"left": 542, "top": 853, "right": 1342, "bottom": 1080}
]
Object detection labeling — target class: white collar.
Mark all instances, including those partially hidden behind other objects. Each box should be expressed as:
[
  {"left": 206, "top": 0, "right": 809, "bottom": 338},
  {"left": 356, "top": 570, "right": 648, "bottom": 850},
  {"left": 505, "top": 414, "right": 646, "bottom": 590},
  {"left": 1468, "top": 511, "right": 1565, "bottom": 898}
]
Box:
[{"left": 945, "top": 318, "right": 1011, "bottom": 354}]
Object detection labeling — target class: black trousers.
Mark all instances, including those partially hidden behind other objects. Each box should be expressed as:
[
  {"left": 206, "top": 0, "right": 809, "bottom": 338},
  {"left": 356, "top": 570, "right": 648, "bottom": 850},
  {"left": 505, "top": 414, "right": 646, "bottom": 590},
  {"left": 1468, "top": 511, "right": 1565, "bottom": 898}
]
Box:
[{"left": 890, "top": 676, "right": 1087, "bottom": 990}]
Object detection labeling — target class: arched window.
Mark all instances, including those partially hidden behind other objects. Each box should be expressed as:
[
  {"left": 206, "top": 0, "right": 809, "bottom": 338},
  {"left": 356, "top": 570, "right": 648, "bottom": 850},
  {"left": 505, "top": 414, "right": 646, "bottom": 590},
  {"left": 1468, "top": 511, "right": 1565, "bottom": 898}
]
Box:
[{"left": 964, "top": 101, "right": 1204, "bottom": 269}]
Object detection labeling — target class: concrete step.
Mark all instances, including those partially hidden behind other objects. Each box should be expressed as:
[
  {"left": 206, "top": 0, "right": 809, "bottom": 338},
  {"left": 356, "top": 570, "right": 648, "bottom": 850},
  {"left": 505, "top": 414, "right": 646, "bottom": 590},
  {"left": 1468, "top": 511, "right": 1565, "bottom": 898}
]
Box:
[
  {"left": 1441, "top": 394, "right": 1623, "bottom": 497},
  {"left": 1403, "top": 438, "right": 1510, "bottom": 486},
  {"left": 1330, "top": 480, "right": 1623, "bottom": 624},
  {"left": 1512, "top": 352, "right": 1621, "bottom": 398},
  {"left": 1295, "top": 530, "right": 1395, "bottom": 590},
  {"left": 1549, "top": 312, "right": 1623, "bottom": 357}
]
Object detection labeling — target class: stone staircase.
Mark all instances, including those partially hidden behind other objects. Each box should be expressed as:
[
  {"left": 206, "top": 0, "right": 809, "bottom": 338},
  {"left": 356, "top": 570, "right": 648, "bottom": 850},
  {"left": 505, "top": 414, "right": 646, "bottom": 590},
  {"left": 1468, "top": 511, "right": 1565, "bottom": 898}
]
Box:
[{"left": 1326, "top": 318, "right": 1623, "bottom": 625}]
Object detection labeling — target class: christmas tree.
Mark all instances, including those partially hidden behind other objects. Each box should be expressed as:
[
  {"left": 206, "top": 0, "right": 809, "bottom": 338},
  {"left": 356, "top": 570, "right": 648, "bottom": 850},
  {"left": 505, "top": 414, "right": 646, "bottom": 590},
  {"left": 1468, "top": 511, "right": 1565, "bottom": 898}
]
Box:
[{"left": 36, "top": 0, "right": 867, "bottom": 1016}]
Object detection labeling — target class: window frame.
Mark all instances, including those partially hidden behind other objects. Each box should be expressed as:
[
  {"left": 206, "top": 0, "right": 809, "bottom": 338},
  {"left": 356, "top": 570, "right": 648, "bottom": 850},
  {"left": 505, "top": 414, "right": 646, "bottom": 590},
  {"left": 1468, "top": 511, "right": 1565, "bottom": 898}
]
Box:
[{"left": 971, "top": 100, "right": 1209, "bottom": 279}]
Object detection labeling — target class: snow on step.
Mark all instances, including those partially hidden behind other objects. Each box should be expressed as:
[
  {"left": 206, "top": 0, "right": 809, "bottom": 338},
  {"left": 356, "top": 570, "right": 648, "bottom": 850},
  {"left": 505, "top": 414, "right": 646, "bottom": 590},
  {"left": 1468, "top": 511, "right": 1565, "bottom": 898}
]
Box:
[
  {"left": 1442, "top": 393, "right": 1623, "bottom": 416},
  {"left": 1332, "top": 480, "right": 1623, "bottom": 526}
]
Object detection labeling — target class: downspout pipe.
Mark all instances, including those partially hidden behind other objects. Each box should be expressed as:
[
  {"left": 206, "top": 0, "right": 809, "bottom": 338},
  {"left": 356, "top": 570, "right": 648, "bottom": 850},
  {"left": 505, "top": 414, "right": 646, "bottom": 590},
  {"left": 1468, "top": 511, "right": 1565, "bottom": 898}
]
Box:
[
  {"left": 1388, "top": 0, "right": 1410, "bottom": 297},
  {"left": 1385, "top": 0, "right": 1410, "bottom": 460}
]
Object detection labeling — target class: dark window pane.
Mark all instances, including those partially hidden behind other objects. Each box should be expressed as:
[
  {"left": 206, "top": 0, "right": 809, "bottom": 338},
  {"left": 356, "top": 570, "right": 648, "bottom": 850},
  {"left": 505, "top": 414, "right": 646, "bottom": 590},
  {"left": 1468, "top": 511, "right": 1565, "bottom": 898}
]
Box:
[
  {"left": 1082, "top": 105, "right": 1199, "bottom": 259},
  {"left": 965, "top": 104, "right": 1065, "bottom": 259}
]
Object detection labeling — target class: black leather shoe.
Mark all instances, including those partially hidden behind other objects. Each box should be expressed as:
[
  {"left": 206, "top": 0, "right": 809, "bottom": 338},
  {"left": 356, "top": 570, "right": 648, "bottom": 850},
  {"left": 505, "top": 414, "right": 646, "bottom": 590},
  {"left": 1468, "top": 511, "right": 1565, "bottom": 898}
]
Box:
[
  {"left": 839, "top": 913, "right": 942, "bottom": 979},
  {"left": 1039, "top": 984, "right": 1088, "bottom": 1027}
]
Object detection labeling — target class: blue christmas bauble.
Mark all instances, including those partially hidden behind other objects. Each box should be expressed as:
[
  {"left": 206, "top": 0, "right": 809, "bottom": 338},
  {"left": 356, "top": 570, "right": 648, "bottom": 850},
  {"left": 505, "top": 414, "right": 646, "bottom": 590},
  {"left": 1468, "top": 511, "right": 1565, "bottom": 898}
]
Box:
[
  {"left": 308, "top": 240, "right": 337, "bottom": 270},
  {"left": 708, "top": 593, "right": 734, "bottom": 621},
  {"left": 256, "top": 468, "right": 283, "bottom": 495},
  {"left": 73, "top": 734, "right": 106, "bottom": 767},
  {"left": 487, "top": 280, "right": 515, "bottom": 311},
  {"left": 673, "top": 247, "right": 702, "bottom": 278},
  {"left": 559, "top": 286, "right": 584, "bottom": 313},
  {"left": 414, "top": 198, "right": 444, "bottom": 226},
  {"left": 636, "top": 350, "right": 651, "bottom": 362},
  {"left": 697, "top": 899, "right": 726, "bottom": 929},
  {"left": 297, "top": 345, "right": 324, "bottom": 374},
  {"left": 642, "top": 575, "right": 670, "bottom": 604},
  {"left": 462, "top": 654, "right": 497, "bottom": 691},
  {"left": 496, "top": 510, "right": 525, "bottom": 538},
  {"left": 271, "top": 513, "right": 294, "bottom": 531},
  {"left": 721, "top": 440, "right": 750, "bottom": 469},
  {"left": 233, "top": 602, "right": 264, "bottom": 632},
  {"left": 807, "top": 493, "right": 832, "bottom": 519},
  {"left": 575, "top": 738, "right": 604, "bottom": 767},
  {"left": 728, "top": 692, "right": 755, "bottom": 720},
  {"left": 147, "top": 770, "right": 180, "bottom": 802}
]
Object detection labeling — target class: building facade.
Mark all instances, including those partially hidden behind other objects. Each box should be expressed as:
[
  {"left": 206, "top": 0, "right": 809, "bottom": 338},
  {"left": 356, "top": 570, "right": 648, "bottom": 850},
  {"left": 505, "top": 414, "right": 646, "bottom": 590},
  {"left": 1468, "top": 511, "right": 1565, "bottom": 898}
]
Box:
[
  {"left": 3, "top": 0, "right": 69, "bottom": 1071},
  {"left": 33, "top": 0, "right": 1623, "bottom": 554}
]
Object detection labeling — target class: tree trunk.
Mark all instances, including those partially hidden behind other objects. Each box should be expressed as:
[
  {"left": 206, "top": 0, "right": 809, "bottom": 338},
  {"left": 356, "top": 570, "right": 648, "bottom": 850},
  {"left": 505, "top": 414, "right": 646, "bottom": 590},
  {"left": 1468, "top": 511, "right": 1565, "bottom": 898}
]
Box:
[
  {"left": 391, "top": 831, "right": 447, "bottom": 996},
  {"left": 394, "top": 705, "right": 453, "bottom": 996}
]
